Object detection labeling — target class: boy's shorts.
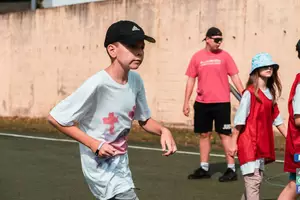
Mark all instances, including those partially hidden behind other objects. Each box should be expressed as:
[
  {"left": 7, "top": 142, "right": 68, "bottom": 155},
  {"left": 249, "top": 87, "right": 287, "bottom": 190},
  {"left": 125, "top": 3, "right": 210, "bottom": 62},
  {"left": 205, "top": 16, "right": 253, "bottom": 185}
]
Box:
[
  {"left": 108, "top": 189, "right": 139, "bottom": 200},
  {"left": 193, "top": 102, "right": 232, "bottom": 135},
  {"left": 289, "top": 173, "right": 296, "bottom": 181}
]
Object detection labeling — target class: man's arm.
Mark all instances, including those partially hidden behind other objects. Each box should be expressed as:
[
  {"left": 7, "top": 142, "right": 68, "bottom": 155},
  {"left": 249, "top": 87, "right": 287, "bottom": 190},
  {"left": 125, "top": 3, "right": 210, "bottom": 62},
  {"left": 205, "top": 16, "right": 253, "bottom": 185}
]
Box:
[
  {"left": 183, "top": 77, "right": 196, "bottom": 116},
  {"left": 230, "top": 74, "right": 244, "bottom": 95},
  {"left": 138, "top": 118, "right": 177, "bottom": 156}
]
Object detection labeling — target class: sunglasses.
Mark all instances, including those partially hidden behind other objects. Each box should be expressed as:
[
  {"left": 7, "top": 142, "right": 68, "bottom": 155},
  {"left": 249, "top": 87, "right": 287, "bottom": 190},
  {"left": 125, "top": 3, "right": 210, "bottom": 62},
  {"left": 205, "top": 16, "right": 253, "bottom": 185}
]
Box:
[{"left": 209, "top": 37, "right": 223, "bottom": 43}]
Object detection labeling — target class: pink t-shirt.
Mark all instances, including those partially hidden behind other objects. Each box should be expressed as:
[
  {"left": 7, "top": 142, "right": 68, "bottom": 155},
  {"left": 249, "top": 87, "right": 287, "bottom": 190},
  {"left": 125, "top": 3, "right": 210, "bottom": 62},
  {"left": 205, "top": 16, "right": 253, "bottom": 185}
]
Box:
[{"left": 185, "top": 49, "right": 239, "bottom": 103}]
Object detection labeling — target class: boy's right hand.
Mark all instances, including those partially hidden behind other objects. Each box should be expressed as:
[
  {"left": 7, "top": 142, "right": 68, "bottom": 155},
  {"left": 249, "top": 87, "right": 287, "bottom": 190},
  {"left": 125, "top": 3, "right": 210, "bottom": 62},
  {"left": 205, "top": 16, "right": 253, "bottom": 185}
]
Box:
[
  {"left": 91, "top": 140, "right": 116, "bottom": 157},
  {"left": 98, "top": 143, "right": 117, "bottom": 157}
]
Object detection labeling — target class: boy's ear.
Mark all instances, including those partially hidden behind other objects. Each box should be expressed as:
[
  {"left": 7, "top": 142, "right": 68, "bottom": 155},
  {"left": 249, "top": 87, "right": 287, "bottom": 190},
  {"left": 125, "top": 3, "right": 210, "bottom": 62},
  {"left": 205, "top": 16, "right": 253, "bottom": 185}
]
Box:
[{"left": 107, "top": 44, "right": 117, "bottom": 58}]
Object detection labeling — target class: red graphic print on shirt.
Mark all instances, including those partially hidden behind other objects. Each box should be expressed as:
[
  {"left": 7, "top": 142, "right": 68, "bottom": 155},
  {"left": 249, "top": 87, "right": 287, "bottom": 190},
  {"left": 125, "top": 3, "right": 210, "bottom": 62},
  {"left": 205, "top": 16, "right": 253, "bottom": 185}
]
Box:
[
  {"left": 103, "top": 112, "right": 119, "bottom": 134},
  {"left": 128, "top": 106, "right": 136, "bottom": 120}
]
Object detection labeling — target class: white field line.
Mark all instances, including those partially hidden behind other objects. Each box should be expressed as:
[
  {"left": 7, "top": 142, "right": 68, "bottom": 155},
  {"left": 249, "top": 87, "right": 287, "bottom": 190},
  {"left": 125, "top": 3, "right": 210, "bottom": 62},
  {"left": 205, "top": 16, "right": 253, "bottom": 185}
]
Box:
[{"left": 0, "top": 132, "right": 284, "bottom": 163}]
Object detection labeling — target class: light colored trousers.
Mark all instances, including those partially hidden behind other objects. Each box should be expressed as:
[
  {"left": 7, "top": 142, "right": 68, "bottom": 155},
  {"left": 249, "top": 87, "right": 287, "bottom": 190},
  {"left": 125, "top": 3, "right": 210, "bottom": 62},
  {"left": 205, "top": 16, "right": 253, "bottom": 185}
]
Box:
[{"left": 241, "top": 169, "right": 263, "bottom": 200}]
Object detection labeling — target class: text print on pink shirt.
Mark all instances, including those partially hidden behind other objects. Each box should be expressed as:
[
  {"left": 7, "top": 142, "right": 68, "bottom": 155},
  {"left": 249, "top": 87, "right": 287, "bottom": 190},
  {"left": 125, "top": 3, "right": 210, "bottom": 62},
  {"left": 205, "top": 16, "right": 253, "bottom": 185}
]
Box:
[{"left": 200, "top": 59, "right": 221, "bottom": 66}]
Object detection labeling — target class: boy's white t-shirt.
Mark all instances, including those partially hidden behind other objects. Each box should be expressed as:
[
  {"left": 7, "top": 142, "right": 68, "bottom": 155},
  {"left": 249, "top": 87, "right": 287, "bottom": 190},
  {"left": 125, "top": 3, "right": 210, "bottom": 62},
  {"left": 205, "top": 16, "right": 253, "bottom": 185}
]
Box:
[{"left": 50, "top": 70, "right": 151, "bottom": 200}]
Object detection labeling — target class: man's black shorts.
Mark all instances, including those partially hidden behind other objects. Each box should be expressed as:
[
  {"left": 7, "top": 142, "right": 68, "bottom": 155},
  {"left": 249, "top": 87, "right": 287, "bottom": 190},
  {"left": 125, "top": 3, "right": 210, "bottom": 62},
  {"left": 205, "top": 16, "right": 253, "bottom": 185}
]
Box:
[{"left": 193, "top": 101, "right": 232, "bottom": 135}]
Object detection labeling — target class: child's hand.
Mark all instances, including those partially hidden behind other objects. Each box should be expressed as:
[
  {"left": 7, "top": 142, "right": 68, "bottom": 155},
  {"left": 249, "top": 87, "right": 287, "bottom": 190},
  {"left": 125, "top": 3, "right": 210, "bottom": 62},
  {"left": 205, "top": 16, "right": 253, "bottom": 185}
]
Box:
[
  {"left": 98, "top": 143, "right": 117, "bottom": 157},
  {"left": 160, "top": 128, "right": 177, "bottom": 156},
  {"left": 228, "top": 127, "right": 240, "bottom": 157},
  {"left": 91, "top": 140, "right": 116, "bottom": 157}
]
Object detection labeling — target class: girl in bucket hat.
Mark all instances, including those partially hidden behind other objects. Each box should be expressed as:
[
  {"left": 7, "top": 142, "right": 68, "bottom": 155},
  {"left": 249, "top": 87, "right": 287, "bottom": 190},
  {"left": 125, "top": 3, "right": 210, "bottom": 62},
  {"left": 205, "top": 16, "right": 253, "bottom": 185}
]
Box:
[
  {"left": 229, "top": 52, "right": 287, "bottom": 200},
  {"left": 278, "top": 40, "right": 300, "bottom": 200}
]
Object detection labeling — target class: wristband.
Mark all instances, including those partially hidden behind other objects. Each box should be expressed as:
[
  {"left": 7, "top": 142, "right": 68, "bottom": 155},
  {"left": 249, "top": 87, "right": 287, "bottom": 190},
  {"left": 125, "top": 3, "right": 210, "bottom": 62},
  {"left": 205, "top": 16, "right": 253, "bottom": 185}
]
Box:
[{"left": 95, "top": 141, "right": 106, "bottom": 156}]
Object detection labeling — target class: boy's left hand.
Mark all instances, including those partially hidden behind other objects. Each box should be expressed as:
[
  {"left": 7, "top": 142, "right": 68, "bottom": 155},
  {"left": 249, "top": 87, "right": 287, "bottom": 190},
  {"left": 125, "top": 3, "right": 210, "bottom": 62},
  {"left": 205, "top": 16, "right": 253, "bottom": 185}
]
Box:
[{"left": 160, "top": 128, "right": 177, "bottom": 156}]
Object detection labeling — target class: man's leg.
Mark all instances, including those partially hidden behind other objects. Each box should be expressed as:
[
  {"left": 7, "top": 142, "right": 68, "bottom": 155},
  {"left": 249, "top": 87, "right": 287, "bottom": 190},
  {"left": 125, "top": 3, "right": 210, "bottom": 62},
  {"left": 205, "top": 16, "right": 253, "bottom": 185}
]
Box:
[
  {"left": 188, "top": 102, "right": 213, "bottom": 179},
  {"left": 199, "top": 132, "right": 212, "bottom": 171},
  {"left": 214, "top": 102, "right": 237, "bottom": 182},
  {"left": 218, "top": 133, "right": 237, "bottom": 182},
  {"left": 219, "top": 133, "right": 235, "bottom": 166}
]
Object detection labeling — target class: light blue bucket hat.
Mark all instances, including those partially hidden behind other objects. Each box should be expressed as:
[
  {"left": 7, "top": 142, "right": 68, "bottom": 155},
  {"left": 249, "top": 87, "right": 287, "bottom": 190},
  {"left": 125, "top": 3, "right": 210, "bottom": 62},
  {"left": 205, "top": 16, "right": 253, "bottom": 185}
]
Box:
[{"left": 250, "top": 52, "right": 279, "bottom": 74}]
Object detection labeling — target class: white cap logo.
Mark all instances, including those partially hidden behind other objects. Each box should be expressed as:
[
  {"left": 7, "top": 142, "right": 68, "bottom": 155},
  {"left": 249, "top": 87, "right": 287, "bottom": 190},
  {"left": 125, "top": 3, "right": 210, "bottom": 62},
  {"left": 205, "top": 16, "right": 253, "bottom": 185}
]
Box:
[{"left": 132, "top": 26, "right": 140, "bottom": 31}]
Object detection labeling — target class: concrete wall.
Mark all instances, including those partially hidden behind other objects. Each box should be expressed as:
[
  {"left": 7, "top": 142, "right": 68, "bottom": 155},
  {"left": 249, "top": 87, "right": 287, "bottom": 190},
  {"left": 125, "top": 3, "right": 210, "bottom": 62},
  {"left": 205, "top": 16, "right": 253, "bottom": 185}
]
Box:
[{"left": 0, "top": 0, "right": 300, "bottom": 128}]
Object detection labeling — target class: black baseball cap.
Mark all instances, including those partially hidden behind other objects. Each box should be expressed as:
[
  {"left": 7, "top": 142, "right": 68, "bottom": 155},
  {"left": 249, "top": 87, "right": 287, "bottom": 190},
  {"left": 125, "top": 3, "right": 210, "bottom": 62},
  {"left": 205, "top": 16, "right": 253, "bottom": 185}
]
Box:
[
  {"left": 104, "top": 20, "right": 156, "bottom": 48},
  {"left": 296, "top": 39, "right": 300, "bottom": 58},
  {"left": 203, "top": 27, "right": 223, "bottom": 41}
]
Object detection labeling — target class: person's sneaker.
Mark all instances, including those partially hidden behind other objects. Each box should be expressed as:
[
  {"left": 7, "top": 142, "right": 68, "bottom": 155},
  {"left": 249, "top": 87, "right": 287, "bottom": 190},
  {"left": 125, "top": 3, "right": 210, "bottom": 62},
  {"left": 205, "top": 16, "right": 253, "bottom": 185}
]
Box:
[
  {"left": 188, "top": 167, "right": 211, "bottom": 179},
  {"left": 218, "top": 168, "right": 238, "bottom": 182}
]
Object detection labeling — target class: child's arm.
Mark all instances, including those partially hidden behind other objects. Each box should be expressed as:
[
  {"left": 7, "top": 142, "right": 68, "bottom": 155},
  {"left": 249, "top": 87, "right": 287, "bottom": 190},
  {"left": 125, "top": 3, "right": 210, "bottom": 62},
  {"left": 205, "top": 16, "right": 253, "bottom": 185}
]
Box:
[
  {"left": 293, "top": 84, "right": 300, "bottom": 127},
  {"left": 295, "top": 115, "right": 300, "bottom": 127},
  {"left": 48, "top": 115, "right": 116, "bottom": 157},
  {"left": 133, "top": 74, "right": 177, "bottom": 156},
  {"left": 47, "top": 75, "right": 117, "bottom": 158},
  {"left": 273, "top": 104, "right": 287, "bottom": 138},
  {"left": 228, "top": 90, "right": 251, "bottom": 157},
  {"left": 228, "top": 125, "right": 243, "bottom": 157},
  {"left": 276, "top": 123, "right": 287, "bottom": 138},
  {"left": 138, "top": 118, "right": 177, "bottom": 156}
]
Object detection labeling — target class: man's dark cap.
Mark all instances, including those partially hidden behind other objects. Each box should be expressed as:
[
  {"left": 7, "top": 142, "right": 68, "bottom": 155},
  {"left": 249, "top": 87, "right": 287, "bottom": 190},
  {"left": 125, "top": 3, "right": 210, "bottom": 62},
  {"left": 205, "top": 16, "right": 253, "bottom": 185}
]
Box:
[{"left": 202, "top": 27, "right": 222, "bottom": 41}]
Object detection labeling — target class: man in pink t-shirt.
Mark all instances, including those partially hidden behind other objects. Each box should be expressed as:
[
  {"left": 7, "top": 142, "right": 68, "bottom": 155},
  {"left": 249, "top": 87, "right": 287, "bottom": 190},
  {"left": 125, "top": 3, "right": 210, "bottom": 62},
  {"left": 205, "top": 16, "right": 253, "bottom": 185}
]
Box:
[{"left": 183, "top": 27, "right": 244, "bottom": 182}]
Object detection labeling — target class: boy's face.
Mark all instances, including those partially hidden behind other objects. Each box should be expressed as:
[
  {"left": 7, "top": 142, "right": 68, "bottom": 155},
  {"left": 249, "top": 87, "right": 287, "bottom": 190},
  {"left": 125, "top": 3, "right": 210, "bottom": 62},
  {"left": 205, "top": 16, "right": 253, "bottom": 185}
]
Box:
[{"left": 108, "top": 41, "right": 145, "bottom": 70}]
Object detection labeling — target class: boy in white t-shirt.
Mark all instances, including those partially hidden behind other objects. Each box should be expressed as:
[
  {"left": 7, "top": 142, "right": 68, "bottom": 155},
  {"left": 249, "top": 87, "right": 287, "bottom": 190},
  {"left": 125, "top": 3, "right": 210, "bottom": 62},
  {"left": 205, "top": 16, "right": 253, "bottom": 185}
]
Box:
[{"left": 48, "top": 20, "right": 177, "bottom": 200}]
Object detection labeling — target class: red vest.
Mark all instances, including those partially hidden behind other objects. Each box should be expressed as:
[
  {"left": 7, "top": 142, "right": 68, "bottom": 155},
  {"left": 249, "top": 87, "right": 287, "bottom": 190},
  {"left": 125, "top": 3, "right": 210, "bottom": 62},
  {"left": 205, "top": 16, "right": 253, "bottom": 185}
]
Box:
[
  {"left": 237, "top": 86, "right": 279, "bottom": 166},
  {"left": 284, "top": 73, "right": 300, "bottom": 173}
]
